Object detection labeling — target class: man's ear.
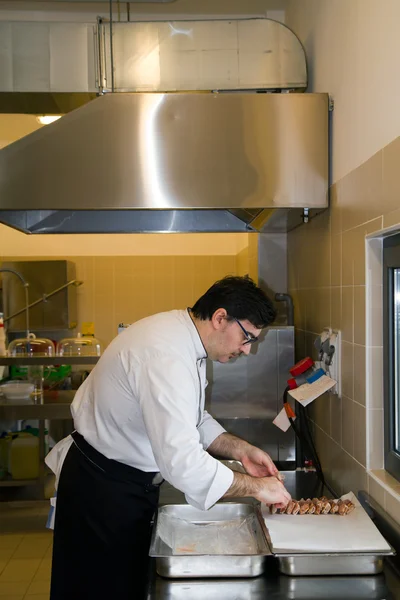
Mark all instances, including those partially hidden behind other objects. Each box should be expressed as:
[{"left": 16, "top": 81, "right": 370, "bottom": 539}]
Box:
[{"left": 211, "top": 308, "right": 228, "bottom": 330}]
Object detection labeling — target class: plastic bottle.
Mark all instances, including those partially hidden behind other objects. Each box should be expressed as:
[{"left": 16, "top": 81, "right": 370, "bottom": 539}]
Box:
[
  {"left": 0, "top": 313, "right": 7, "bottom": 381},
  {"left": 0, "top": 432, "right": 11, "bottom": 479},
  {"left": 23, "top": 425, "right": 49, "bottom": 455},
  {"left": 8, "top": 432, "right": 39, "bottom": 480}
]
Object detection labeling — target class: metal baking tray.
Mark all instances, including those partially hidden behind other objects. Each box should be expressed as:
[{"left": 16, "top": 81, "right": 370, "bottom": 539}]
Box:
[
  {"left": 152, "top": 577, "right": 268, "bottom": 600},
  {"left": 149, "top": 503, "right": 272, "bottom": 579},
  {"left": 151, "top": 573, "right": 390, "bottom": 600},
  {"left": 275, "top": 550, "right": 394, "bottom": 576}
]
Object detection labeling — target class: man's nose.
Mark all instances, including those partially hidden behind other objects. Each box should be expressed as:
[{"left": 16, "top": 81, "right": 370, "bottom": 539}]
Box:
[{"left": 241, "top": 343, "right": 252, "bottom": 356}]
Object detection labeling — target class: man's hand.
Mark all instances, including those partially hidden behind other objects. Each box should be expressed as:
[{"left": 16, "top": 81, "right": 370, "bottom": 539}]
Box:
[
  {"left": 241, "top": 445, "right": 279, "bottom": 478},
  {"left": 208, "top": 433, "right": 279, "bottom": 477},
  {"left": 253, "top": 476, "right": 291, "bottom": 508},
  {"left": 224, "top": 472, "right": 291, "bottom": 508}
]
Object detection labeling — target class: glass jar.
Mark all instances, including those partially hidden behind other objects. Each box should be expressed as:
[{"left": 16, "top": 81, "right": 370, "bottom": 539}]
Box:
[{"left": 57, "top": 333, "right": 102, "bottom": 357}]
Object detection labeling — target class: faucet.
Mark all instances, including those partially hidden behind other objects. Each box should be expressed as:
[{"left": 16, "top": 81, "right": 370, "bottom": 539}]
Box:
[{"left": 0, "top": 268, "right": 30, "bottom": 338}]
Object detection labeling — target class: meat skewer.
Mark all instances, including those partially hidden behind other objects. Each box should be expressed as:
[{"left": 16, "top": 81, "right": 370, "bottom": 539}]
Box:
[{"left": 269, "top": 496, "right": 355, "bottom": 515}]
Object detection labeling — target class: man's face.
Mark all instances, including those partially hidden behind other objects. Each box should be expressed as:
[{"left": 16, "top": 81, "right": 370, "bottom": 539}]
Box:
[{"left": 207, "top": 311, "right": 262, "bottom": 363}]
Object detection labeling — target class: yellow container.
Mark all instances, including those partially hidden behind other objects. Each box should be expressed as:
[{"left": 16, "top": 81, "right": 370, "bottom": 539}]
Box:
[
  {"left": 0, "top": 435, "right": 11, "bottom": 479},
  {"left": 9, "top": 433, "right": 39, "bottom": 480}
]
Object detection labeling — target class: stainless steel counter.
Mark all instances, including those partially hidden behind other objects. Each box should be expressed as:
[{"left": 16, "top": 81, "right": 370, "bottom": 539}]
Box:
[
  {"left": 149, "top": 564, "right": 397, "bottom": 599},
  {"left": 148, "top": 471, "right": 400, "bottom": 600}
]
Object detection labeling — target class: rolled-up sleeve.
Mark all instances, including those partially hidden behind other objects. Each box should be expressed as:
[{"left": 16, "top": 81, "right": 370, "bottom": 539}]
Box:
[
  {"left": 134, "top": 355, "right": 233, "bottom": 511},
  {"left": 198, "top": 410, "right": 226, "bottom": 450}
]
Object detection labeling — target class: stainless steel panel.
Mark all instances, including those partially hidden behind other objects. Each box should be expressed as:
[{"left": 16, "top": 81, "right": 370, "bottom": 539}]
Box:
[
  {"left": 254, "top": 207, "right": 328, "bottom": 234},
  {"left": 49, "top": 24, "right": 96, "bottom": 92},
  {"left": 102, "top": 19, "right": 306, "bottom": 93},
  {"left": 278, "top": 573, "right": 391, "bottom": 599},
  {"left": 277, "top": 553, "right": 392, "bottom": 576},
  {"left": 206, "top": 327, "right": 295, "bottom": 464},
  {"left": 0, "top": 207, "right": 328, "bottom": 235},
  {"left": 0, "top": 357, "right": 98, "bottom": 366},
  {"left": 0, "top": 24, "right": 13, "bottom": 92},
  {"left": 154, "top": 502, "right": 257, "bottom": 523},
  {"left": 258, "top": 233, "right": 287, "bottom": 295},
  {"left": 151, "top": 573, "right": 391, "bottom": 600},
  {"left": 0, "top": 22, "right": 97, "bottom": 94},
  {"left": 149, "top": 503, "right": 271, "bottom": 579},
  {"left": 0, "top": 93, "right": 328, "bottom": 212},
  {"left": 277, "top": 328, "right": 296, "bottom": 462},
  {"left": 50, "top": 0, "right": 176, "bottom": 2},
  {"left": 0, "top": 209, "right": 256, "bottom": 235},
  {"left": 152, "top": 578, "right": 267, "bottom": 600},
  {"left": 12, "top": 22, "right": 50, "bottom": 92},
  {"left": 2, "top": 260, "right": 77, "bottom": 331},
  {"left": 258, "top": 233, "right": 287, "bottom": 325}
]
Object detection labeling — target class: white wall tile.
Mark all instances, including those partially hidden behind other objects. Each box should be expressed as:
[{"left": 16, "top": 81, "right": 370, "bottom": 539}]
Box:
[{"left": 367, "top": 410, "right": 384, "bottom": 470}]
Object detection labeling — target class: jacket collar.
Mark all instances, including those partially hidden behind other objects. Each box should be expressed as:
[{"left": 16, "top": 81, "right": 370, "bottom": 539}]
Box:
[{"left": 183, "top": 308, "right": 208, "bottom": 360}]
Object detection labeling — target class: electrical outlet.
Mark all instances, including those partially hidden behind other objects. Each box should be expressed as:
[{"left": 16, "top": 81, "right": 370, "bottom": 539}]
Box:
[{"left": 315, "top": 327, "right": 341, "bottom": 396}]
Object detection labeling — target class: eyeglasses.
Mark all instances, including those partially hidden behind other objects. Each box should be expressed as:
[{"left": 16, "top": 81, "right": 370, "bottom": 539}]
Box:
[{"left": 234, "top": 318, "right": 259, "bottom": 345}]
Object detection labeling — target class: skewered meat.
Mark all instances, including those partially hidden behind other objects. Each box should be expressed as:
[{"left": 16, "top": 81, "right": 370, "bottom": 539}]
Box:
[
  {"left": 269, "top": 496, "right": 355, "bottom": 515},
  {"left": 344, "top": 500, "right": 355, "bottom": 514},
  {"left": 291, "top": 501, "right": 301, "bottom": 515},
  {"left": 330, "top": 500, "right": 339, "bottom": 514},
  {"left": 312, "top": 498, "right": 323, "bottom": 515},
  {"left": 299, "top": 500, "right": 311, "bottom": 514},
  {"left": 321, "top": 500, "right": 332, "bottom": 514},
  {"left": 285, "top": 500, "right": 295, "bottom": 515},
  {"left": 307, "top": 502, "right": 316, "bottom": 514}
]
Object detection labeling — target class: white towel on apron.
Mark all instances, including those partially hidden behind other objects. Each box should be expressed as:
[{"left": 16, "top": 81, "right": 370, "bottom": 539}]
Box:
[{"left": 45, "top": 435, "right": 73, "bottom": 529}]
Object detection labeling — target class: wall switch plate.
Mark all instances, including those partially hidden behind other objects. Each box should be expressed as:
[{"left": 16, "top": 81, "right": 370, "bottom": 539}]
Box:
[{"left": 320, "top": 327, "right": 341, "bottom": 396}]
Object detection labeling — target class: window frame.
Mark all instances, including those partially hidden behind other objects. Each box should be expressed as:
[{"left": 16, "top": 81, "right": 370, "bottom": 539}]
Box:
[{"left": 383, "top": 232, "right": 400, "bottom": 482}]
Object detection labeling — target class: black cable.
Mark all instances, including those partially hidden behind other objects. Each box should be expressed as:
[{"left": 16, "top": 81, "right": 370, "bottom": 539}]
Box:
[
  {"left": 298, "top": 403, "right": 337, "bottom": 497},
  {"left": 298, "top": 404, "right": 324, "bottom": 476},
  {"left": 283, "top": 386, "right": 336, "bottom": 497}
]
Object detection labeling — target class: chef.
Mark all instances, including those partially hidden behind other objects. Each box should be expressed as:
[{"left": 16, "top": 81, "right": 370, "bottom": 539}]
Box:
[{"left": 46, "top": 275, "right": 291, "bottom": 600}]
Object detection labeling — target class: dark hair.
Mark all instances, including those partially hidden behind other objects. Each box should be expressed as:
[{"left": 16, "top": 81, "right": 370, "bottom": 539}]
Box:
[{"left": 191, "top": 276, "right": 276, "bottom": 328}]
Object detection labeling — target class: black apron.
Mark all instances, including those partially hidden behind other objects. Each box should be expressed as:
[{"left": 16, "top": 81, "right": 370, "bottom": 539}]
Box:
[{"left": 50, "top": 431, "right": 162, "bottom": 600}]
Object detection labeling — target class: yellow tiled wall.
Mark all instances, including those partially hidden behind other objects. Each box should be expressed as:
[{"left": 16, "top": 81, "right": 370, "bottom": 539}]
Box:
[
  {"left": 1, "top": 254, "right": 238, "bottom": 347},
  {"left": 288, "top": 138, "right": 400, "bottom": 525},
  {"left": 236, "top": 247, "right": 249, "bottom": 276},
  {"left": 235, "top": 234, "right": 259, "bottom": 281}
]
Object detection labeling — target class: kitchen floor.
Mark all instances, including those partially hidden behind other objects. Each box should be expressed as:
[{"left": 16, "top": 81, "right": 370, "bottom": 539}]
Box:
[{"left": 0, "top": 501, "right": 51, "bottom": 599}]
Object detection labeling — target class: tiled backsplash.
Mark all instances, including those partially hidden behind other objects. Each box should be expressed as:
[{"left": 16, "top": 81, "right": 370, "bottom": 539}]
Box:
[
  {"left": 288, "top": 136, "right": 400, "bottom": 526},
  {"left": 1, "top": 255, "right": 243, "bottom": 347}
]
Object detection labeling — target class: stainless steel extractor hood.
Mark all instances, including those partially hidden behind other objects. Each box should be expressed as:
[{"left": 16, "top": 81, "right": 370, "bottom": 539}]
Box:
[{"left": 0, "top": 92, "right": 329, "bottom": 234}]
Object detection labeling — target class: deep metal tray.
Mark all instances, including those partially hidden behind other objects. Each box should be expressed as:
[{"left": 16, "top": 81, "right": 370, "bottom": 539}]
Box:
[
  {"left": 151, "top": 573, "right": 390, "bottom": 600},
  {"left": 149, "top": 503, "right": 272, "bottom": 579},
  {"left": 260, "top": 502, "right": 395, "bottom": 576},
  {"left": 275, "top": 550, "right": 394, "bottom": 576}
]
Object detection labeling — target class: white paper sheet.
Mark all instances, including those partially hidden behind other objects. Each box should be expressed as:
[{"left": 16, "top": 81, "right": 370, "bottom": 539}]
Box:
[
  {"left": 273, "top": 407, "right": 295, "bottom": 432},
  {"left": 289, "top": 375, "right": 336, "bottom": 407},
  {"left": 262, "top": 492, "right": 391, "bottom": 553}
]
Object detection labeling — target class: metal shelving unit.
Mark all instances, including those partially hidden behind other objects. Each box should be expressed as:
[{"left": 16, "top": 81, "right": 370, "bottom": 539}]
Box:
[
  {"left": 0, "top": 357, "right": 99, "bottom": 494},
  {"left": 0, "top": 390, "right": 75, "bottom": 420},
  {"left": 0, "top": 356, "right": 100, "bottom": 366},
  {"left": 0, "top": 478, "right": 39, "bottom": 487}
]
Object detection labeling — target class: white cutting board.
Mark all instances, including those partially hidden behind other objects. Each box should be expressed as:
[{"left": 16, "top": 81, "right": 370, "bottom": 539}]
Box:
[{"left": 261, "top": 492, "right": 391, "bottom": 554}]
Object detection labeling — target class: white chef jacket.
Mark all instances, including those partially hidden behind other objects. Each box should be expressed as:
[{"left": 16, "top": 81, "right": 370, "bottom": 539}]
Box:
[{"left": 46, "top": 309, "right": 233, "bottom": 511}]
